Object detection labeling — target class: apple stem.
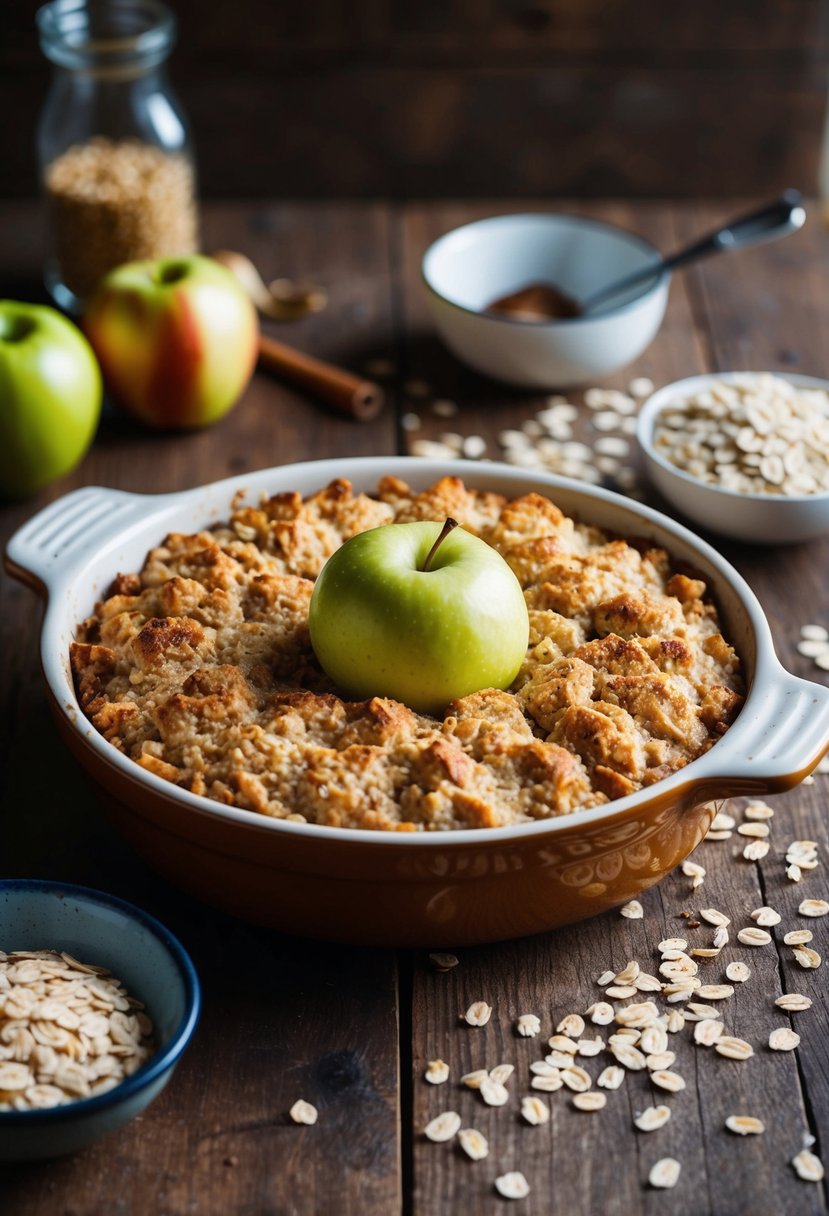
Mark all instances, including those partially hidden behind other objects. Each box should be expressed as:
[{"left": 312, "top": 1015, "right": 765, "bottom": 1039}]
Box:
[{"left": 421, "top": 517, "right": 460, "bottom": 572}]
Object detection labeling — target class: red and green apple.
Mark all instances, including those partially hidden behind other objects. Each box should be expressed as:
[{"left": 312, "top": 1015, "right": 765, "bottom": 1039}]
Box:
[
  {"left": 309, "top": 518, "right": 530, "bottom": 716},
  {"left": 84, "top": 255, "right": 258, "bottom": 430},
  {"left": 0, "top": 300, "right": 101, "bottom": 499}
]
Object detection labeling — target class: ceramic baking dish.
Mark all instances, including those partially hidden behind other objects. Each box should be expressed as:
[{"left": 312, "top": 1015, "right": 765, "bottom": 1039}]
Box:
[{"left": 6, "top": 458, "right": 829, "bottom": 947}]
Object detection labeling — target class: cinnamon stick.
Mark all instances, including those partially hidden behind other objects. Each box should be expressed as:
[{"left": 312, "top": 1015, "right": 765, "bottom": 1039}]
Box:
[{"left": 257, "top": 333, "right": 384, "bottom": 421}]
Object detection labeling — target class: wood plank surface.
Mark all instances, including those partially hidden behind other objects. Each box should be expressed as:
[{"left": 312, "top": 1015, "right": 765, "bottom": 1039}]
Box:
[
  {"left": 3, "top": 1, "right": 826, "bottom": 199},
  {"left": 1, "top": 198, "right": 829, "bottom": 1214}
]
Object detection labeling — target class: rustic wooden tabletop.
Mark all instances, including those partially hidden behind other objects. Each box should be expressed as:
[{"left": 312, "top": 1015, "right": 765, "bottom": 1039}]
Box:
[{"left": 2, "top": 199, "right": 828, "bottom": 1216}]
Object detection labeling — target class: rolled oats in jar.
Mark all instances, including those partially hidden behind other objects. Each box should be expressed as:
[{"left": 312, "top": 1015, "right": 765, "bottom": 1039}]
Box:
[{"left": 37, "top": 0, "right": 198, "bottom": 309}]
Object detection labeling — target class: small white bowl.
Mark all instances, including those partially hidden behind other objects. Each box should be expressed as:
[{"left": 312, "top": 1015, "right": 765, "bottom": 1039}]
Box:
[
  {"left": 421, "top": 212, "right": 669, "bottom": 388},
  {"left": 637, "top": 372, "right": 829, "bottom": 545}
]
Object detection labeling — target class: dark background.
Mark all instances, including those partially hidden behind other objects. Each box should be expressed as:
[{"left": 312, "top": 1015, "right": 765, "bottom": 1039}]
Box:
[{"left": 3, "top": 0, "right": 829, "bottom": 199}]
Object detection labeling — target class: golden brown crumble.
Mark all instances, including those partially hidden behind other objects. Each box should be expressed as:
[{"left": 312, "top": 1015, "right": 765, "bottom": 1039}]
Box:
[{"left": 71, "top": 476, "right": 743, "bottom": 831}]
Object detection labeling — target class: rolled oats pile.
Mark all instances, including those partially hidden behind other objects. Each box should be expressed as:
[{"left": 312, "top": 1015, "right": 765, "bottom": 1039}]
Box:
[
  {"left": 45, "top": 137, "right": 198, "bottom": 300},
  {"left": 0, "top": 950, "right": 154, "bottom": 1111},
  {"left": 652, "top": 374, "right": 829, "bottom": 496}
]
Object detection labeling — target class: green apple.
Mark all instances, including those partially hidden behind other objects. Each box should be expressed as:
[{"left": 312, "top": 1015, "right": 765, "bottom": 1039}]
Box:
[
  {"left": 84, "top": 255, "right": 259, "bottom": 430},
  {"left": 309, "top": 518, "right": 530, "bottom": 716},
  {"left": 0, "top": 300, "right": 102, "bottom": 499}
]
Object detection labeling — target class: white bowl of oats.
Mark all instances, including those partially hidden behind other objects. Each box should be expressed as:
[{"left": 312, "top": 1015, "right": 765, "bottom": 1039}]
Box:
[
  {"left": 0, "top": 880, "right": 200, "bottom": 1160},
  {"left": 637, "top": 372, "right": 829, "bottom": 544}
]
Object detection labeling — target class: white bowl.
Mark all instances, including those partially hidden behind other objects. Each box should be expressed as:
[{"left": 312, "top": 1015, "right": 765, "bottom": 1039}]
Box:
[
  {"left": 637, "top": 372, "right": 829, "bottom": 545},
  {"left": 421, "top": 213, "right": 669, "bottom": 388}
]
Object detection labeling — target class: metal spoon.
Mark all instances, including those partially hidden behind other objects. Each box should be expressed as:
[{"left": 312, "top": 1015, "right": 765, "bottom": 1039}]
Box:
[{"left": 486, "top": 190, "right": 806, "bottom": 322}]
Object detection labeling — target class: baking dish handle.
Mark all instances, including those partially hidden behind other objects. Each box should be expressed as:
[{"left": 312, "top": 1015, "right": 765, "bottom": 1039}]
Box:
[
  {"left": 697, "top": 667, "right": 829, "bottom": 793},
  {"left": 4, "top": 486, "right": 152, "bottom": 597}
]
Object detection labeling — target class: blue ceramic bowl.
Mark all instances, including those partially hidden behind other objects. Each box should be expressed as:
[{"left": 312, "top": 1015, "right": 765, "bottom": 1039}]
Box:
[{"left": 0, "top": 880, "right": 201, "bottom": 1161}]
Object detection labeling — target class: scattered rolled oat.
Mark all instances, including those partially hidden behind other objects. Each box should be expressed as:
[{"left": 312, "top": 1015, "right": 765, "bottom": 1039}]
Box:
[
  {"left": 775, "top": 993, "right": 812, "bottom": 1011},
  {"left": 458, "top": 1127, "right": 489, "bottom": 1160},
  {"left": 586, "top": 1002, "right": 615, "bottom": 1025},
  {"left": 651, "top": 1069, "right": 686, "bottom": 1093},
  {"left": 769, "top": 1028, "right": 801, "bottom": 1051},
  {"left": 629, "top": 377, "right": 655, "bottom": 399},
  {"left": 697, "top": 984, "right": 735, "bottom": 1000},
  {"left": 605, "top": 985, "right": 639, "bottom": 999},
  {"left": 715, "top": 1037, "right": 754, "bottom": 1060},
  {"left": 610, "top": 1041, "right": 647, "bottom": 1070},
  {"left": 516, "top": 1014, "right": 541, "bottom": 1038},
  {"left": 597, "top": 1065, "right": 626, "bottom": 1089},
  {"left": 645, "top": 1051, "right": 676, "bottom": 1071},
  {"left": 425, "top": 1059, "right": 450, "bottom": 1085},
  {"left": 694, "top": 1020, "right": 724, "bottom": 1046},
  {"left": 480, "top": 1077, "right": 510, "bottom": 1107},
  {"left": 620, "top": 900, "right": 644, "bottom": 919},
  {"left": 744, "top": 801, "right": 774, "bottom": 821},
  {"left": 685, "top": 1003, "right": 721, "bottom": 1021},
  {"left": 614, "top": 960, "right": 640, "bottom": 985},
  {"left": 699, "top": 908, "right": 730, "bottom": 927},
  {"left": 788, "top": 864, "right": 803, "bottom": 882},
  {"left": 743, "top": 841, "right": 770, "bottom": 861},
  {"left": 726, "top": 962, "right": 751, "bottom": 983},
  {"left": 289, "top": 1099, "right": 318, "bottom": 1125},
  {"left": 799, "top": 899, "right": 829, "bottom": 917},
  {"left": 424, "top": 1110, "right": 461, "bottom": 1142},
  {"left": 489, "top": 1063, "right": 514, "bottom": 1087},
  {"left": 547, "top": 1034, "right": 578, "bottom": 1055},
  {"left": 463, "top": 1001, "right": 492, "bottom": 1027},
  {"left": 649, "top": 1157, "right": 681, "bottom": 1189},
  {"left": 659, "top": 937, "right": 688, "bottom": 952},
  {"left": 792, "top": 1149, "right": 825, "bottom": 1182},
  {"left": 495, "top": 1172, "right": 531, "bottom": 1200},
  {"left": 635, "top": 1105, "right": 672, "bottom": 1131},
  {"left": 784, "top": 929, "right": 814, "bottom": 946},
  {"left": 561, "top": 1065, "right": 592, "bottom": 1092},
  {"left": 682, "top": 861, "right": 706, "bottom": 888},
  {"left": 577, "top": 1037, "right": 605, "bottom": 1057},
  {"left": 751, "top": 907, "right": 781, "bottom": 927},
  {"left": 639, "top": 1025, "right": 668, "bottom": 1055},
  {"left": 521, "top": 1095, "right": 550, "bottom": 1125},
  {"left": 726, "top": 1115, "right": 765, "bottom": 1135},
  {"left": 665, "top": 1009, "right": 686, "bottom": 1033},
  {"left": 738, "top": 823, "right": 770, "bottom": 838},
  {"left": 596, "top": 970, "right": 617, "bottom": 986},
  {"left": 557, "top": 1013, "right": 585, "bottom": 1037},
  {"left": 531, "top": 1072, "right": 563, "bottom": 1092},
  {"left": 737, "top": 928, "right": 772, "bottom": 947},
  {"left": 572, "top": 1091, "right": 606, "bottom": 1112},
  {"left": 793, "top": 946, "right": 822, "bottom": 969}
]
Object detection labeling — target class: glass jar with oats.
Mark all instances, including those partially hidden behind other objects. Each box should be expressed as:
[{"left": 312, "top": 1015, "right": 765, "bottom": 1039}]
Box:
[{"left": 36, "top": 0, "right": 198, "bottom": 312}]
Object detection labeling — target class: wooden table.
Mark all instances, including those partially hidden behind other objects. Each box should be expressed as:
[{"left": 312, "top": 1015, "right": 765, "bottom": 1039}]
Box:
[{"left": 2, "top": 199, "right": 828, "bottom": 1216}]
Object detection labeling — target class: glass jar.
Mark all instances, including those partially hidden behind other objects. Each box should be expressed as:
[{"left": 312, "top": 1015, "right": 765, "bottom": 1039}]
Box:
[{"left": 36, "top": 0, "right": 198, "bottom": 312}]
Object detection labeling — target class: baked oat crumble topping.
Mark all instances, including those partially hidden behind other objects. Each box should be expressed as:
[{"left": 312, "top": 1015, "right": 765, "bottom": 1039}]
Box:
[{"left": 71, "top": 476, "right": 743, "bottom": 832}]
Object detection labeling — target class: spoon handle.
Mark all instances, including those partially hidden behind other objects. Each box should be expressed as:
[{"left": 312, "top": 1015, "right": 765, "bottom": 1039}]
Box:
[{"left": 583, "top": 190, "right": 805, "bottom": 314}]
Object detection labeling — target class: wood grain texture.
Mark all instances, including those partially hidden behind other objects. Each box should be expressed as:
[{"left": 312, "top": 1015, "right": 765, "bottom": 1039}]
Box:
[
  {"left": 2, "top": 0, "right": 826, "bottom": 198},
  {"left": 2, "top": 198, "right": 829, "bottom": 1214}
]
